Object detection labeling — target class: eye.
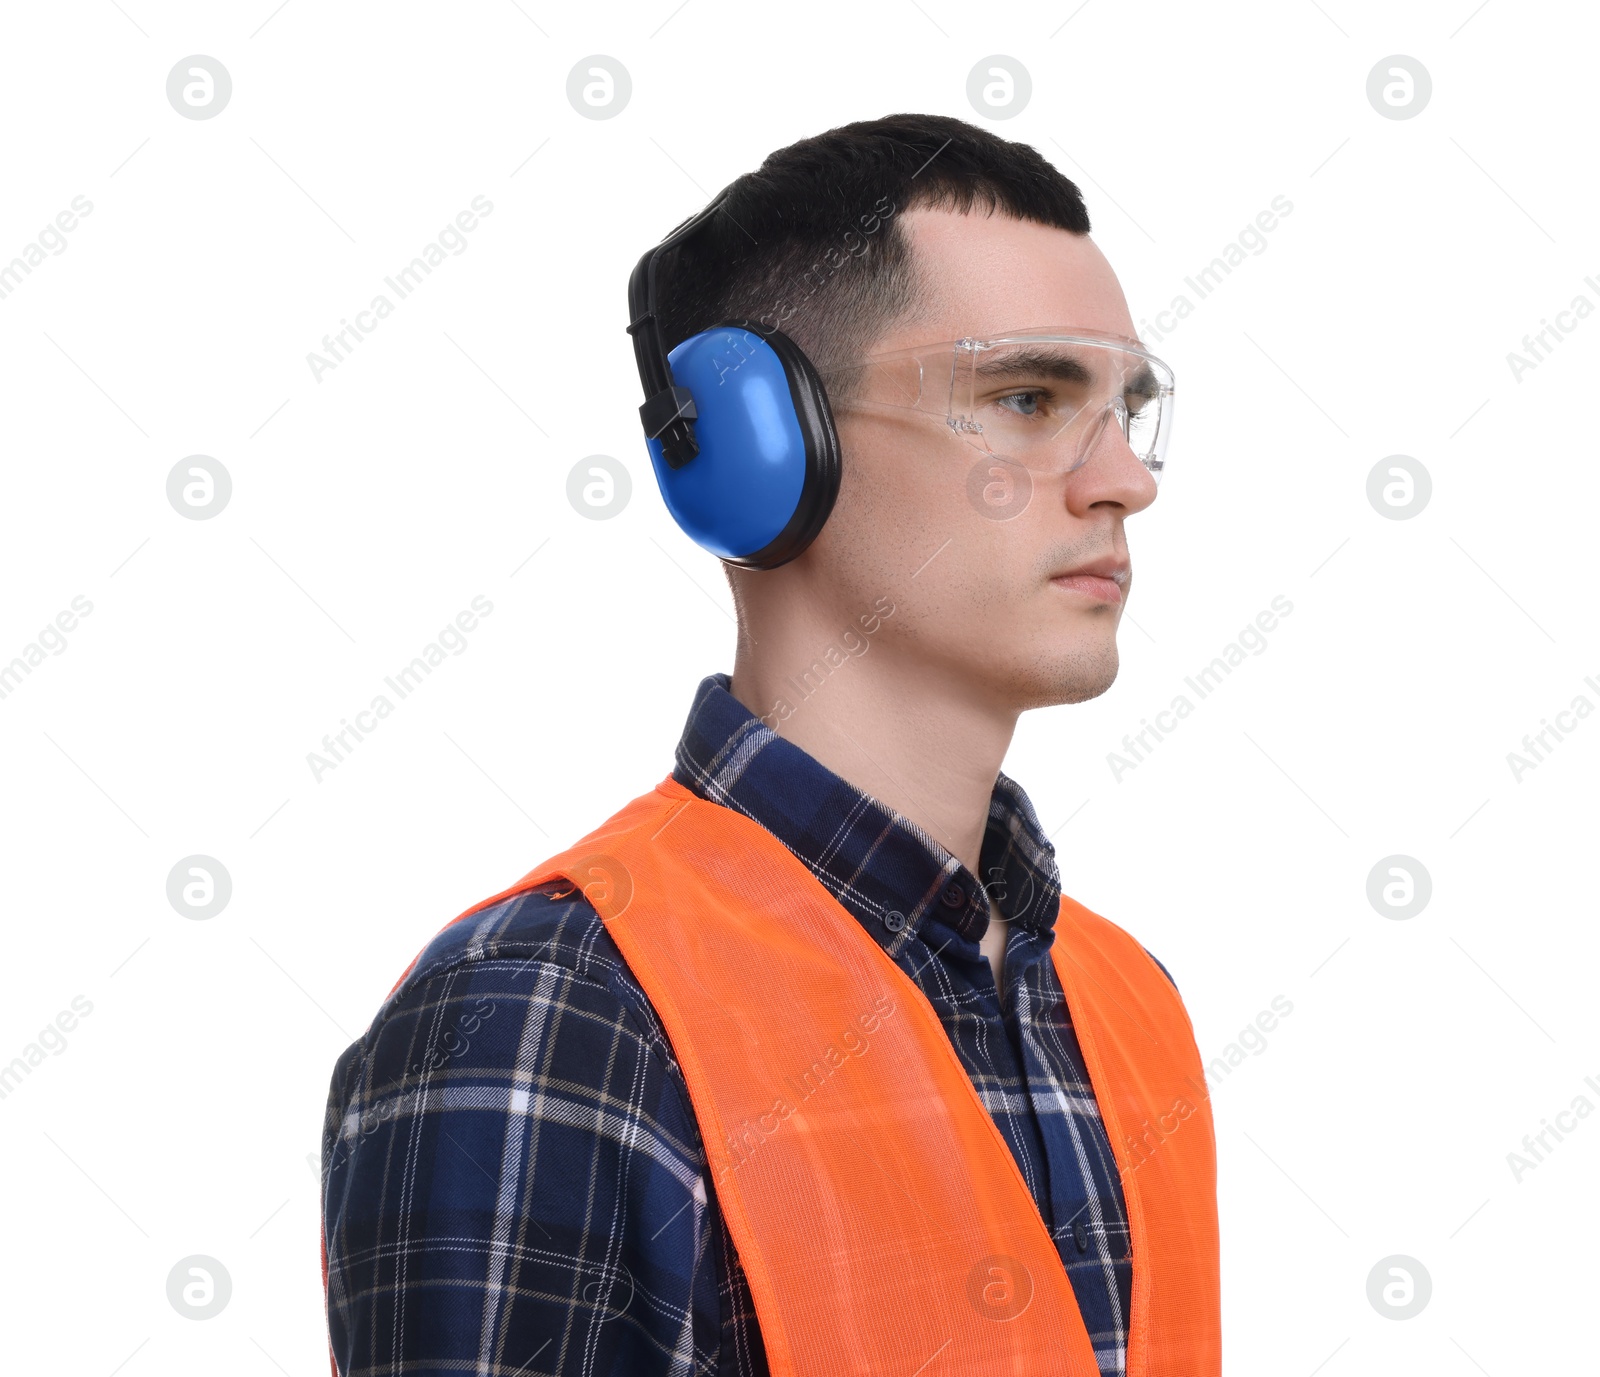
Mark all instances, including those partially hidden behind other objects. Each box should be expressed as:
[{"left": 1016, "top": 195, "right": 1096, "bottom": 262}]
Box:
[{"left": 996, "top": 389, "right": 1047, "bottom": 418}]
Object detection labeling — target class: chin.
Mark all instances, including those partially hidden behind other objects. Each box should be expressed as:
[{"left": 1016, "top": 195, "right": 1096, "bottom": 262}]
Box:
[{"left": 1017, "top": 637, "right": 1121, "bottom": 709}]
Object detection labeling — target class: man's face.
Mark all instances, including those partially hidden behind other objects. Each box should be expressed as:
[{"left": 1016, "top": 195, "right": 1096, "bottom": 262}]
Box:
[{"left": 809, "top": 205, "right": 1160, "bottom": 713}]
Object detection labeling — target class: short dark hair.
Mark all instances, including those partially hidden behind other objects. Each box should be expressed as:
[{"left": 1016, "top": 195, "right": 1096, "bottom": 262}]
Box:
[{"left": 650, "top": 113, "right": 1092, "bottom": 404}]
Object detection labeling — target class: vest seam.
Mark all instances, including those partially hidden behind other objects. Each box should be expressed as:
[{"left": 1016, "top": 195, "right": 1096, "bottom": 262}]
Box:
[
  {"left": 598, "top": 949, "right": 736, "bottom": 1376},
  {"left": 625, "top": 781, "right": 761, "bottom": 1374}
]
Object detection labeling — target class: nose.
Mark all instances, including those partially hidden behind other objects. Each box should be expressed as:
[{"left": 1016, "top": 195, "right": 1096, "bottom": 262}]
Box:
[{"left": 1064, "top": 401, "right": 1159, "bottom": 517}]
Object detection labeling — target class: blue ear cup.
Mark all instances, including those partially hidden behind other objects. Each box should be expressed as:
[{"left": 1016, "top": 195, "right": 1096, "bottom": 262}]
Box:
[{"left": 643, "top": 318, "right": 841, "bottom": 570}]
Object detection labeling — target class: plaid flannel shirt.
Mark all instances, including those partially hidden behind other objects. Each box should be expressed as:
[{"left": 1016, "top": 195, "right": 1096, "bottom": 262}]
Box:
[{"left": 321, "top": 671, "right": 1176, "bottom": 1375}]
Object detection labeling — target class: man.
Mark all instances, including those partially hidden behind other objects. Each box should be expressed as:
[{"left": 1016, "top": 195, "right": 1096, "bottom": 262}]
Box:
[{"left": 321, "top": 112, "right": 1218, "bottom": 1376}]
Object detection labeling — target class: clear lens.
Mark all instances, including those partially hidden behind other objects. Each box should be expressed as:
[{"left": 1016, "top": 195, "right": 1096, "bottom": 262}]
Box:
[
  {"left": 950, "top": 337, "right": 1171, "bottom": 477},
  {"left": 825, "top": 333, "right": 1174, "bottom": 483}
]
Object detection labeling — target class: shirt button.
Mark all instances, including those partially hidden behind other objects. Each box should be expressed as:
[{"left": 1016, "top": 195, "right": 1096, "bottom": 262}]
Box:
[
  {"left": 940, "top": 882, "right": 965, "bottom": 909},
  {"left": 1073, "top": 1221, "right": 1089, "bottom": 1253},
  {"left": 883, "top": 910, "right": 907, "bottom": 933}
]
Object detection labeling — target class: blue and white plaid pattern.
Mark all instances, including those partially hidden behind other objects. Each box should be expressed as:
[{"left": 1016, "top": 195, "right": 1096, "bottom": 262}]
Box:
[{"left": 322, "top": 672, "right": 1174, "bottom": 1375}]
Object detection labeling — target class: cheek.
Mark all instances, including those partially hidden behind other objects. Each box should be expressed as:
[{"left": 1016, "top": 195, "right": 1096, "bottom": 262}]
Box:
[
  {"left": 818, "top": 417, "right": 1124, "bottom": 686},
  {"left": 823, "top": 425, "right": 1041, "bottom": 621},
  {"left": 944, "top": 455, "right": 1047, "bottom": 593},
  {"left": 827, "top": 424, "right": 953, "bottom": 554}
]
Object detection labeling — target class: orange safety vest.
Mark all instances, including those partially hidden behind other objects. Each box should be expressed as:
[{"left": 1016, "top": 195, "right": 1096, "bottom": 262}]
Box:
[{"left": 323, "top": 775, "right": 1220, "bottom": 1377}]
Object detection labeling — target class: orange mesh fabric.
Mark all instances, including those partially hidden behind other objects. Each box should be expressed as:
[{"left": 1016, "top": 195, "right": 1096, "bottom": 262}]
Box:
[
  {"left": 362, "top": 775, "right": 1220, "bottom": 1376},
  {"left": 1052, "top": 896, "right": 1221, "bottom": 1375}
]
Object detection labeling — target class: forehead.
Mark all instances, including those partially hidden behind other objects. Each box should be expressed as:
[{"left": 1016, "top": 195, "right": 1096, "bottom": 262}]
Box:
[{"left": 889, "top": 205, "right": 1136, "bottom": 347}]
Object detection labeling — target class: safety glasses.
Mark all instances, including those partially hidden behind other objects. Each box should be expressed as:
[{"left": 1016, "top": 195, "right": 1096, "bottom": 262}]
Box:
[{"left": 818, "top": 328, "right": 1174, "bottom": 482}]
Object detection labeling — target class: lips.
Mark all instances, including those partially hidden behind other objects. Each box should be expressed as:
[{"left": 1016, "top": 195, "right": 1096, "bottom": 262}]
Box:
[{"left": 1048, "top": 557, "right": 1128, "bottom": 605}]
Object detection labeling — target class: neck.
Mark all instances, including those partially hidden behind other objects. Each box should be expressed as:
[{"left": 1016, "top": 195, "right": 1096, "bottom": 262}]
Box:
[{"left": 728, "top": 629, "right": 1016, "bottom": 877}]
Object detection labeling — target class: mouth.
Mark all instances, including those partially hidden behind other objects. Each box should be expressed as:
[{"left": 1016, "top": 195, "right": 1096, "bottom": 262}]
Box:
[{"left": 1048, "top": 559, "right": 1128, "bottom": 606}]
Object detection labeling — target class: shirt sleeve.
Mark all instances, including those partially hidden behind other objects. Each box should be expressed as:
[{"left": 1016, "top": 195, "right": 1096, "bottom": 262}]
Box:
[
  {"left": 320, "top": 952, "right": 724, "bottom": 1376},
  {"left": 1142, "top": 945, "right": 1178, "bottom": 991}
]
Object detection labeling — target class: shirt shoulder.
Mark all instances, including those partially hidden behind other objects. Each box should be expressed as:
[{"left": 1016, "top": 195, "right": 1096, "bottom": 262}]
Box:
[
  {"left": 324, "top": 877, "right": 689, "bottom": 1124},
  {"left": 1142, "top": 946, "right": 1178, "bottom": 991},
  {"left": 320, "top": 880, "right": 765, "bottom": 1375},
  {"left": 395, "top": 877, "right": 666, "bottom": 1033}
]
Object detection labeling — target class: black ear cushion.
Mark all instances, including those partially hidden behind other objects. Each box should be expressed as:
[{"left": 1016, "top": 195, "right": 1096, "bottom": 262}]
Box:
[{"left": 715, "top": 318, "right": 842, "bottom": 571}]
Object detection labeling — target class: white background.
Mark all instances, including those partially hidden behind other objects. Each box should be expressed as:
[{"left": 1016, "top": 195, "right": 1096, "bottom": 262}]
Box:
[{"left": 0, "top": 1, "right": 1594, "bottom": 1372}]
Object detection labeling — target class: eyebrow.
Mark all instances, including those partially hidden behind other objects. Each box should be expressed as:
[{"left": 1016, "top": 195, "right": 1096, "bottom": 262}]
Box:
[
  {"left": 973, "top": 348, "right": 1092, "bottom": 385},
  {"left": 972, "top": 348, "right": 1160, "bottom": 395}
]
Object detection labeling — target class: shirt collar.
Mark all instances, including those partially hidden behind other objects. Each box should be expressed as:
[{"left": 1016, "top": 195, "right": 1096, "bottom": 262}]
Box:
[{"left": 670, "top": 672, "right": 1064, "bottom": 949}]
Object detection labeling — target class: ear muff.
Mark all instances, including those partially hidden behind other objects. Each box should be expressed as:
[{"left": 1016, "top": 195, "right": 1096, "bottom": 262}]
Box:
[{"left": 643, "top": 318, "right": 841, "bottom": 570}]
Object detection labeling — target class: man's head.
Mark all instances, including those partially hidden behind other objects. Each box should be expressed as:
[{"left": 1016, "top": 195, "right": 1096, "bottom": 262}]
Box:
[{"left": 654, "top": 112, "right": 1161, "bottom": 720}]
